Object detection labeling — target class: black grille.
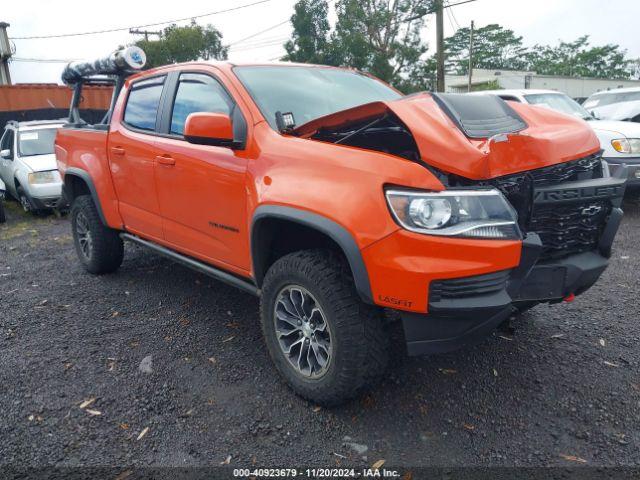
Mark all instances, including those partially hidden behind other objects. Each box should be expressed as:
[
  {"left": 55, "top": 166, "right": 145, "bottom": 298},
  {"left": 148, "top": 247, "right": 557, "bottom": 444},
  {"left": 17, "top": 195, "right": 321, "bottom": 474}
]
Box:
[
  {"left": 529, "top": 201, "right": 610, "bottom": 259},
  {"left": 430, "top": 270, "right": 511, "bottom": 302},
  {"left": 446, "top": 152, "right": 609, "bottom": 260}
]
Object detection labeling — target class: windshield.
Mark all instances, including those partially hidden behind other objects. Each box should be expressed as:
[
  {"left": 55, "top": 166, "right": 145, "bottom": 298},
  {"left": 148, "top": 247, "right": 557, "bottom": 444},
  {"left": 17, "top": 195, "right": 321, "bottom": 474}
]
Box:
[
  {"left": 234, "top": 66, "right": 402, "bottom": 129},
  {"left": 584, "top": 91, "right": 640, "bottom": 109},
  {"left": 18, "top": 128, "right": 58, "bottom": 156},
  {"left": 524, "top": 93, "right": 592, "bottom": 120}
]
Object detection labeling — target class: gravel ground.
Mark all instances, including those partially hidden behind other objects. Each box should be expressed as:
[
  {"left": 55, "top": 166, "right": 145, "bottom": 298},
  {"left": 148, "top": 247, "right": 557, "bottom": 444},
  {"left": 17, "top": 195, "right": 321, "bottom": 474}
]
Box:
[{"left": 0, "top": 194, "right": 639, "bottom": 469}]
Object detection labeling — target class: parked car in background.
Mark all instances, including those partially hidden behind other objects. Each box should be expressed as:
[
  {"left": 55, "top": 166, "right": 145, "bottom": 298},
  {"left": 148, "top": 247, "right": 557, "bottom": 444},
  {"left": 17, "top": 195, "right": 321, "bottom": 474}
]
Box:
[
  {"left": 471, "top": 89, "right": 640, "bottom": 186},
  {"left": 0, "top": 177, "right": 6, "bottom": 223},
  {"left": 0, "top": 120, "right": 66, "bottom": 214},
  {"left": 584, "top": 87, "right": 640, "bottom": 123}
]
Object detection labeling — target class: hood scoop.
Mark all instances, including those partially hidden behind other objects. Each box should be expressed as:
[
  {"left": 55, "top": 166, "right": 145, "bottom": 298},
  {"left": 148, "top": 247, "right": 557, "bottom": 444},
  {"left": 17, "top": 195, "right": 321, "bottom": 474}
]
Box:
[{"left": 430, "top": 93, "right": 527, "bottom": 139}]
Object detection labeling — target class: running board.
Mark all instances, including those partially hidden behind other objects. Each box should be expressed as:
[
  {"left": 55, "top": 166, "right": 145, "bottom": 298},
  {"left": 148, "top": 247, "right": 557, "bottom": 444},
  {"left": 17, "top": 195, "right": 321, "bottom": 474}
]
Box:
[{"left": 120, "top": 233, "right": 260, "bottom": 296}]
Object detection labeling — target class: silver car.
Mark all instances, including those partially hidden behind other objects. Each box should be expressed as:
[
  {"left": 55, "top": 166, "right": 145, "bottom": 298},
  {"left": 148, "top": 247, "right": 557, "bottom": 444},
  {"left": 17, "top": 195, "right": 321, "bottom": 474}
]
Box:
[{"left": 0, "top": 120, "right": 65, "bottom": 214}]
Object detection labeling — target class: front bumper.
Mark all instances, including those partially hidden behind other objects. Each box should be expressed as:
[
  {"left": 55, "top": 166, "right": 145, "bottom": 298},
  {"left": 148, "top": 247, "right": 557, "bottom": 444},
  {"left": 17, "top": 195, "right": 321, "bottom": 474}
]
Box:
[
  {"left": 402, "top": 205, "right": 623, "bottom": 356},
  {"left": 604, "top": 157, "right": 640, "bottom": 185},
  {"left": 25, "top": 181, "right": 65, "bottom": 210}
]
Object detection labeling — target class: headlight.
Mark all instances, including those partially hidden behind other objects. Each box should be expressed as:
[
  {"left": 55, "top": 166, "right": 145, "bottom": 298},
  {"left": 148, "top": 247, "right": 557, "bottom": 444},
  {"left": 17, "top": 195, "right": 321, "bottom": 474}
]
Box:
[
  {"left": 28, "top": 170, "right": 60, "bottom": 185},
  {"left": 385, "top": 189, "right": 520, "bottom": 239},
  {"left": 611, "top": 138, "right": 640, "bottom": 154}
]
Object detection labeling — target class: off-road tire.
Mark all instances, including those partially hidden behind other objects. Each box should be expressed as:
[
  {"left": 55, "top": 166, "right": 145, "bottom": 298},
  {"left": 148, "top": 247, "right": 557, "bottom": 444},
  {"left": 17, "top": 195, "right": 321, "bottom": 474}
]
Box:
[
  {"left": 71, "top": 195, "right": 124, "bottom": 274},
  {"left": 260, "top": 249, "right": 389, "bottom": 406}
]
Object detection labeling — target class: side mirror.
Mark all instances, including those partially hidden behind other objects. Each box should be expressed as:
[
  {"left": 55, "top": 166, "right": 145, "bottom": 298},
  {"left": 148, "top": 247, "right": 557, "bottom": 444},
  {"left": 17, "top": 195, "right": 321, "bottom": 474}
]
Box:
[
  {"left": 184, "top": 112, "right": 237, "bottom": 148},
  {"left": 0, "top": 149, "right": 10, "bottom": 159}
]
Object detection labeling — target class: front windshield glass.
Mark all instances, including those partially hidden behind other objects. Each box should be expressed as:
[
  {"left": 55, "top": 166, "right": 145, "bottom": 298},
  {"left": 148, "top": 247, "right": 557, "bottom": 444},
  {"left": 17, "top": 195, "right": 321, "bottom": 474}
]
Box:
[
  {"left": 234, "top": 66, "right": 402, "bottom": 129},
  {"left": 18, "top": 128, "right": 58, "bottom": 156},
  {"left": 524, "top": 93, "right": 592, "bottom": 120}
]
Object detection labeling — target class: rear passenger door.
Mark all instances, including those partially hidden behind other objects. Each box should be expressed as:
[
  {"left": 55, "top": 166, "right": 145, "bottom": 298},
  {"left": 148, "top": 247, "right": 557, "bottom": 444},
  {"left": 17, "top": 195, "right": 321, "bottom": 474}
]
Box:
[
  {"left": 109, "top": 75, "right": 167, "bottom": 241},
  {"left": 153, "top": 70, "right": 251, "bottom": 273}
]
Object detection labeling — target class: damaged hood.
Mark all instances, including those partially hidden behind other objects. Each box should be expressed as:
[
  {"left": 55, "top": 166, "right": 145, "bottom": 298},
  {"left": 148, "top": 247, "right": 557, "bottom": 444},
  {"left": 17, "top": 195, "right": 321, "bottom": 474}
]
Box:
[{"left": 293, "top": 93, "right": 600, "bottom": 180}]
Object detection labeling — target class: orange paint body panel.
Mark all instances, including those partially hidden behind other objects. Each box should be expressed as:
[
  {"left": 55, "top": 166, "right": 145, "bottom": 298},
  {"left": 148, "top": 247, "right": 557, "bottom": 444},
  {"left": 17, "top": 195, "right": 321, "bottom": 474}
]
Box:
[{"left": 363, "top": 231, "right": 522, "bottom": 313}]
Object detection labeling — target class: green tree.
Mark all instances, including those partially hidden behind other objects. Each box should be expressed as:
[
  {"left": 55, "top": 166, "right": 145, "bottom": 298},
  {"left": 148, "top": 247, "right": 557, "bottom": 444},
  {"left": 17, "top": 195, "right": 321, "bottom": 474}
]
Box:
[
  {"left": 524, "top": 36, "right": 632, "bottom": 79},
  {"left": 445, "top": 23, "right": 527, "bottom": 74},
  {"left": 135, "top": 21, "right": 228, "bottom": 69},
  {"left": 283, "top": 0, "right": 332, "bottom": 64},
  {"left": 331, "top": 0, "right": 433, "bottom": 87},
  {"left": 282, "top": 0, "right": 434, "bottom": 92}
]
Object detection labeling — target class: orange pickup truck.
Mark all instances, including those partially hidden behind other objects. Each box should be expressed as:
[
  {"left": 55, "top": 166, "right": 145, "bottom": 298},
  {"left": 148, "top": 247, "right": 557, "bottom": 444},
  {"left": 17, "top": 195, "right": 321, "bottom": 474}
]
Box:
[{"left": 55, "top": 58, "right": 626, "bottom": 404}]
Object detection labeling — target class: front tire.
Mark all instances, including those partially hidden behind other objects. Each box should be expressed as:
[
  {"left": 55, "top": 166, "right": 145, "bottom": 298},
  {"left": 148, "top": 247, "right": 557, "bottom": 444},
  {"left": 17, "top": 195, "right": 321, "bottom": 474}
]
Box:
[
  {"left": 71, "top": 195, "right": 124, "bottom": 274},
  {"left": 260, "top": 250, "right": 389, "bottom": 406},
  {"left": 17, "top": 186, "right": 35, "bottom": 214}
]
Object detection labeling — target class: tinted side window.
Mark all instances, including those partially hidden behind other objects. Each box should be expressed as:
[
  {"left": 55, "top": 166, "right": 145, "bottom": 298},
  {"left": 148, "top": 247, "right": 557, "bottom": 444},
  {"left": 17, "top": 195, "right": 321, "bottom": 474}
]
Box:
[
  {"left": 170, "top": 73, "right": 232, "bottom": 135},
  {"left": 124, "top": 76, "right": 166, "bottom": 132}
]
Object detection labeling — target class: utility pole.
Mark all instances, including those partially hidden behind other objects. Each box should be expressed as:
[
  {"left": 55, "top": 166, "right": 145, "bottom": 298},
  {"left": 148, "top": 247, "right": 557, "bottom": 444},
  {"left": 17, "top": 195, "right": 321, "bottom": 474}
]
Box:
[
  {"left": 129, "top": 28, "right": 162, "bottom": 41},
  {"left": 467, "top": 20, "right": 474, "bottom": 92},
  {"left": 0, "top": 22, "right": 12, "bottom": 85},
  {"left": 435, "top": 0, "right": 445, "bottom": 92}
]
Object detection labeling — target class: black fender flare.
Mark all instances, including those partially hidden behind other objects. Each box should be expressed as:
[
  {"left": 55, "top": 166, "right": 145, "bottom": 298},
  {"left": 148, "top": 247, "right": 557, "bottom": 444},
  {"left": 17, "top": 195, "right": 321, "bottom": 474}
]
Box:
[
  {"left": 64, "top": 167, "right": 107, "bottom": 225},
  {"left": 251, "top": 205, "right": 373, "bottom": 304}
]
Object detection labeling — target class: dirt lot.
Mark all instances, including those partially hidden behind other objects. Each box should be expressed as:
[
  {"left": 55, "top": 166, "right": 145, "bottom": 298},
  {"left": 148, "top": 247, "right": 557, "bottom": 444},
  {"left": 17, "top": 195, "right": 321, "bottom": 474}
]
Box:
[{"left": 1, "top": 195, "right": 639, "bottom": 469}]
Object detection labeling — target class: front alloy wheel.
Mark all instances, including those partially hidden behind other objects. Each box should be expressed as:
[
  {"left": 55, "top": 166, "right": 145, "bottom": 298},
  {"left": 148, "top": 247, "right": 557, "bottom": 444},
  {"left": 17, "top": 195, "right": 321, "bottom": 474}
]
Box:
[
  {"left": 74, "top": 210, "right": 93, "bottom": 261},
  {"left": 274, "top": 285, "right": 333, "bottom": 378}
]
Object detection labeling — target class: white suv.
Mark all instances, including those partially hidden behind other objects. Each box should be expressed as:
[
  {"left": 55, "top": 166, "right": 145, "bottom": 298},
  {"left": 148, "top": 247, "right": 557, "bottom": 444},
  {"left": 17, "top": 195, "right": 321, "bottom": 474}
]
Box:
[
  {"left": 0, "top": 120, "right": 66, "bottom": 214},
  {"left": 583, "top": 87, "right": 640, "bottom": 123},
  {"left": 470, "top": 89, "right": 640, "bottom": 186}
]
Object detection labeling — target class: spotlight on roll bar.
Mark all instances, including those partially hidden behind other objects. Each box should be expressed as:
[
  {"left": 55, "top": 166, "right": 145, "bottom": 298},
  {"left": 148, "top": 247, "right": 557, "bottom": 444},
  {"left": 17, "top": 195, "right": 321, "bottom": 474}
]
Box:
[{"left": 62, "top": 47, "right": 146, "bottom": 126}]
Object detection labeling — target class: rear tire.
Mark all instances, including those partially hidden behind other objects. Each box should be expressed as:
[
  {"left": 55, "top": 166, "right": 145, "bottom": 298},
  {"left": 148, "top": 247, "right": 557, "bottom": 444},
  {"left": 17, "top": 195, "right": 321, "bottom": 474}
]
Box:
[
  {"left": 71, "top": 195, "right": 124, "bottom": 274},
  {"left": 260, "top": 249, "right": 388, "bottom": 406}
]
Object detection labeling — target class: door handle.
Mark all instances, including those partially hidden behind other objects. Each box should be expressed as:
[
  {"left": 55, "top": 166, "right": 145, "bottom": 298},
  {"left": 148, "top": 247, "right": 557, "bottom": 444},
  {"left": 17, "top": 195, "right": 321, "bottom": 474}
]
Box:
[
  {"left": 156, "top": 155, "right": 176, "bottom": 166},
  {"left": 110, "top": 146, "right": 125, "bottom": 156}
]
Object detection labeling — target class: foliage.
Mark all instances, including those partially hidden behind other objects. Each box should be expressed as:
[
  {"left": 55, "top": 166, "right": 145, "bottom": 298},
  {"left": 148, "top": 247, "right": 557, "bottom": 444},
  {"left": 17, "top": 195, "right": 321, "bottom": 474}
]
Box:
[
  {"left": 470, "top": 79, "right": 500, "bottom": 91},
  {"left": 282, "top": 2, "right": 639, "bottom": 92},
  {"left": 524, "top": 36, "right": 633, "bottom": 79},
  {"left": 135, "top": 21, "right": 228, "bottom": 69},
  {"left": 283, "top": 0, "right": 332, "bottom": 64},
  {"left": 282, "top": 0, "right": 435, "bottom": 91},
  {"left": 445, "top": 23, "right": 527, "bottom": 74}
]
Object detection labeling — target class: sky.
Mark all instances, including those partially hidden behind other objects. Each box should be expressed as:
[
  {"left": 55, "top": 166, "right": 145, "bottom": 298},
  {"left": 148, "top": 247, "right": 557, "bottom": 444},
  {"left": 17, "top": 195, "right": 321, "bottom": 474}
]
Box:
[{"left": 4, "top": 0, "right": 640, "bottom": 84}]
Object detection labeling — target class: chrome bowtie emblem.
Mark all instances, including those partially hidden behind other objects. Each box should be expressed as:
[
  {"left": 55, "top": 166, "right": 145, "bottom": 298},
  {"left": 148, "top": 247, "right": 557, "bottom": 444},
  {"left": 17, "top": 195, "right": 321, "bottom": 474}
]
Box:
[{"left": 581, "top": 205, "right": 602, "bottom": 216}]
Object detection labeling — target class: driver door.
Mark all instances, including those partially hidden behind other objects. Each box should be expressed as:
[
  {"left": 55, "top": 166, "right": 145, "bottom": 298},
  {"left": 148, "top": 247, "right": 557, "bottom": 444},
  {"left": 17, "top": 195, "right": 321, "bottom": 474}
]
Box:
[{"left": 153, "top": 70, "right": 250, "bottom": 272}]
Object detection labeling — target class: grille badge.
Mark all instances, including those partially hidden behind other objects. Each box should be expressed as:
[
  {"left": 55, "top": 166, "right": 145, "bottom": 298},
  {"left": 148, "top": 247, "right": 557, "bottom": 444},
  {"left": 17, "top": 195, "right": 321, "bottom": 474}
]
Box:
[{"left": 581, "top": 205, "right": 603, "bottom": 216}]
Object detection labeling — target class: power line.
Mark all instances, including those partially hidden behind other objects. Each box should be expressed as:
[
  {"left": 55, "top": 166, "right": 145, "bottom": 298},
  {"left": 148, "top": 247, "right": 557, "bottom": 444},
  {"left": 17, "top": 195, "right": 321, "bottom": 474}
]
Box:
[
  {"left": 9, "top": 0, "right": 272, "bottom": 40},
  {"left": 226, "top": 19, "right": 291, "bottom": 47},
  {"left": 445, "top": 0, "right": 462, "bottom": 30}
]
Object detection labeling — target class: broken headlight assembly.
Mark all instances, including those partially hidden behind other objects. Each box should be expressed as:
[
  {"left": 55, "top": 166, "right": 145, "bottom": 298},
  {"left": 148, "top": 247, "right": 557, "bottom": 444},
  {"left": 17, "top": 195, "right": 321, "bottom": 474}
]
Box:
[{"left": 385, "top": 189, "right": 521, "bottom": 239}]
